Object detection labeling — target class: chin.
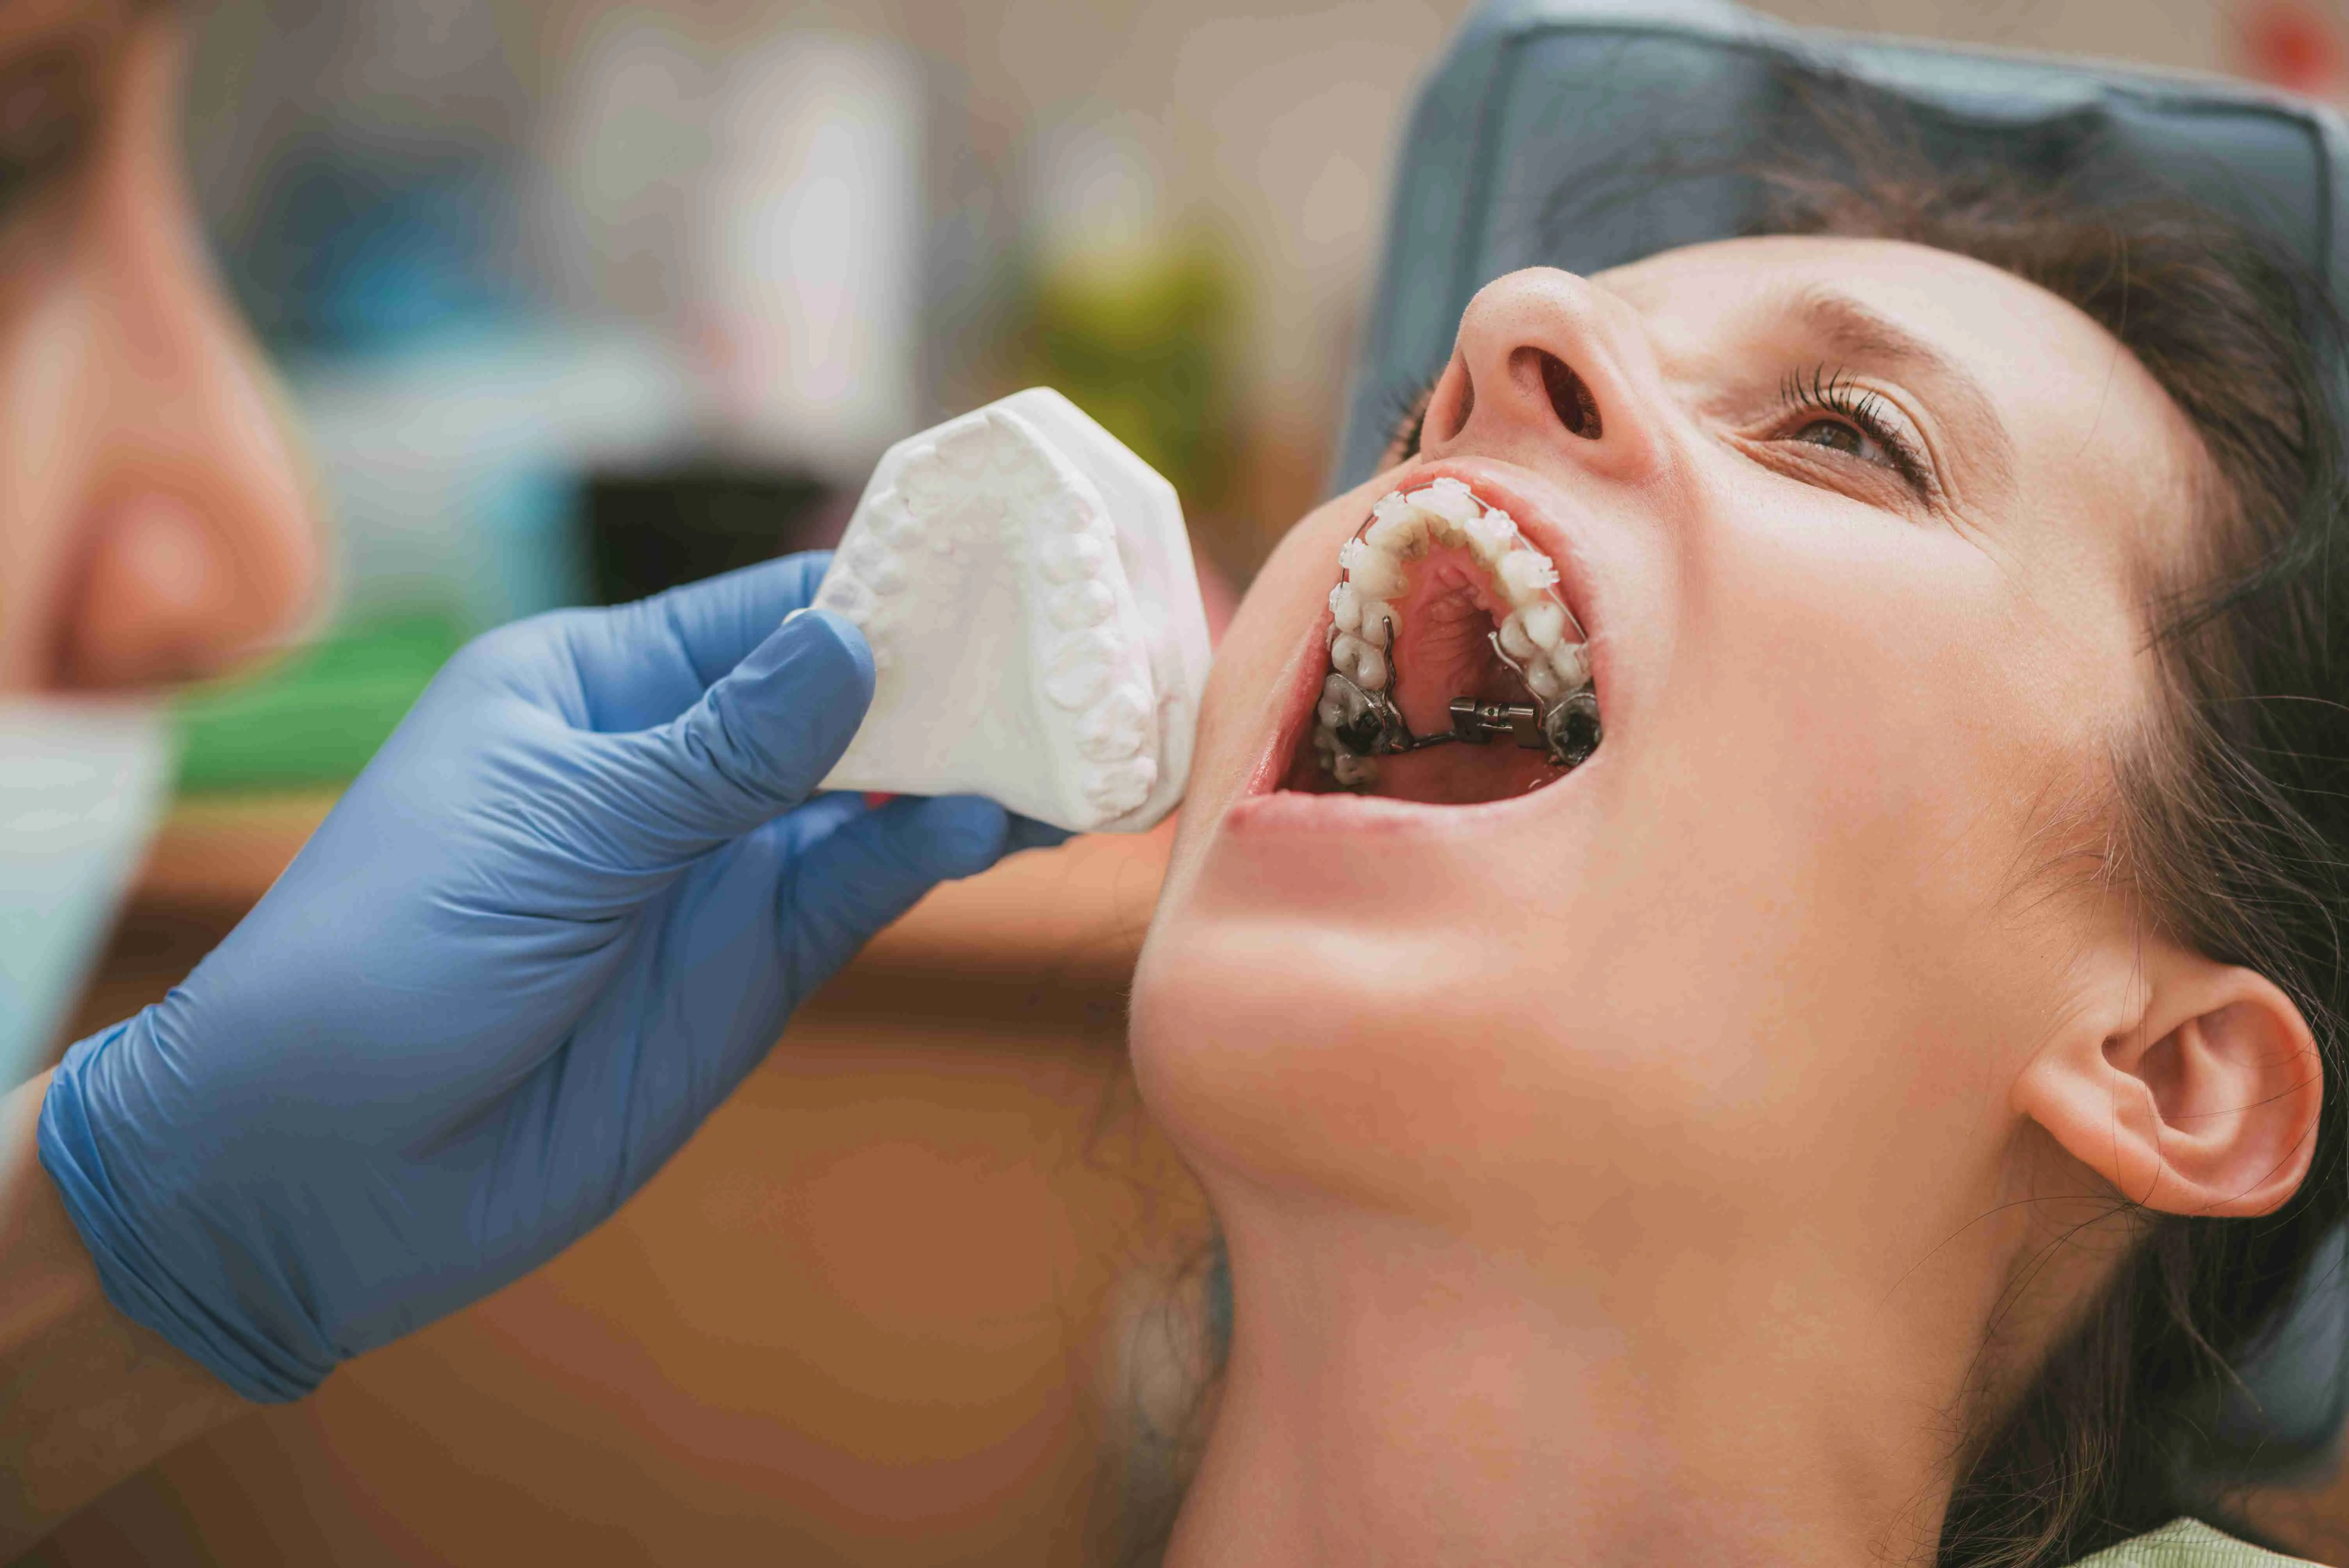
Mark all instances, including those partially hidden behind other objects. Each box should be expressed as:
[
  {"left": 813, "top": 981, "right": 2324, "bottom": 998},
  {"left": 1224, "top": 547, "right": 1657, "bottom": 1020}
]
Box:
[{"left": 1130, "top": 827, "right": 1636, "bottom": 1231}]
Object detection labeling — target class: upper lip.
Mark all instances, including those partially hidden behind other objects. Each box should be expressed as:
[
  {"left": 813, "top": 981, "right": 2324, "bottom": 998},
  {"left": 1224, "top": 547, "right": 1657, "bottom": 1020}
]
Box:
[{"left": 1252, "top": 455, "right": 1609, "bottom": 797}]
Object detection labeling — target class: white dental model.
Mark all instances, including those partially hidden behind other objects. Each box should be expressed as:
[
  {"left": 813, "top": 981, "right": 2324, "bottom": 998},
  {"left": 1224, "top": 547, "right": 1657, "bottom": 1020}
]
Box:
[
  {"left": 811, "top": 388, "right": 1212, "bottom": 834},
  {"left": 1313, "top": 476, "right": 1597, "bottom": 787}
]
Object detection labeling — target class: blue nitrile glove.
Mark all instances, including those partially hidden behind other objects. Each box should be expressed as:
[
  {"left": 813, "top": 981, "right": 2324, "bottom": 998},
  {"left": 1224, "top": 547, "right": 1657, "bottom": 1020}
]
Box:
[{"left": 39, "top": 552, "right": 1066, "bottom": 1402}]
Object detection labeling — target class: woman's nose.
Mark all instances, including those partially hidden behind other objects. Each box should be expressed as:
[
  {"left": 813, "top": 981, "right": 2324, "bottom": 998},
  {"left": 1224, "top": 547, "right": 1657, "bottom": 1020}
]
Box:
[
  {"left": 1415, "top": 268, "right": 1665, "bottom": 484},
  {"left": 55, "top": 18, "right": 317, "bottom": 692}
]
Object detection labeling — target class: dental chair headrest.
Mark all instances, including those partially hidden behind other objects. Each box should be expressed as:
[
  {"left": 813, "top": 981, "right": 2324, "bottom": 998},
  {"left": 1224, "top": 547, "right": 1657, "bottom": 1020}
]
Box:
[
  {"left": 1339, "top": 0, "right": 2349, "bottom": 483},
  {"left": 1340, "top": 0, "right": 2349, "bottom": 1486}
]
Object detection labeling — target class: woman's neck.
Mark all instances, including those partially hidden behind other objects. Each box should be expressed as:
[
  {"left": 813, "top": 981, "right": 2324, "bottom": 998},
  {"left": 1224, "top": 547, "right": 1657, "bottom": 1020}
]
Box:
[{"left": 1162, "top": 1198, "right": 1984, "bottom": 1568}]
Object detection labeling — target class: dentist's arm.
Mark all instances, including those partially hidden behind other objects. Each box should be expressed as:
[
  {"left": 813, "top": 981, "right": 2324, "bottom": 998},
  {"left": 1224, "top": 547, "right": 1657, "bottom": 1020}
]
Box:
[
  {"left": 0, "top": 552, "right": 1061, "bottom": 1553},
  {"left": 0, "top": 1072, "right": 248, "bottom": 1552}
]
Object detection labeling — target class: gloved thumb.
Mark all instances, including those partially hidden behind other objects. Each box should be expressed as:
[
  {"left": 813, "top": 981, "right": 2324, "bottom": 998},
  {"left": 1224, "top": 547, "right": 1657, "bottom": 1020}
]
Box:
[{"left": 598, "top": 608, "right": 875, "bottom": 864}]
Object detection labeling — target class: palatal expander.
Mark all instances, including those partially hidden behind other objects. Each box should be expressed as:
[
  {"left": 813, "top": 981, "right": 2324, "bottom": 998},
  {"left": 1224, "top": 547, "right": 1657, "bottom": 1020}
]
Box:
[{"left": 1313, "top": 476, "right": 1601, "bottom": 789}]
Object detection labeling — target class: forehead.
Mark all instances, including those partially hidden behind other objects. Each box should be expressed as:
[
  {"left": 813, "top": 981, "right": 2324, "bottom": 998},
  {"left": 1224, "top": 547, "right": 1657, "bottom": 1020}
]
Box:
[
  {"left": 1599, "top": 234, "right": 2116, "bottom": 398},
  {"left": 1601, "top": 233, "right": 2205, "bottom": 565}
]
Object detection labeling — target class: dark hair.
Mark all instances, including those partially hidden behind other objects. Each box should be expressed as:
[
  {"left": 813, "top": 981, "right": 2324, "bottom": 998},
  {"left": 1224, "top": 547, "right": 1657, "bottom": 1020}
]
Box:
[
  {"left": 1748, "top": 82, "right": 2349, "bottom": 1566},
  {"left": 1111, "top": 75, "right": 2349, "bottom": 1568}
]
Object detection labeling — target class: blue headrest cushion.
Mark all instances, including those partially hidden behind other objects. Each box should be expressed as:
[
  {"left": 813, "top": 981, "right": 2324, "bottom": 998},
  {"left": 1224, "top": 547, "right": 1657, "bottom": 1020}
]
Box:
[{"left": 1339, "top": 0, "right": 2349, "bottom": 484}]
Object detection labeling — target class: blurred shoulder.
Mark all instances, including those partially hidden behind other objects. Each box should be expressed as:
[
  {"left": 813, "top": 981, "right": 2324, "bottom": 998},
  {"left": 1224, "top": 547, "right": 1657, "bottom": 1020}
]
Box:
[{"left": 2069, "top": 1520, "right": 2329, "bottom": 1567}]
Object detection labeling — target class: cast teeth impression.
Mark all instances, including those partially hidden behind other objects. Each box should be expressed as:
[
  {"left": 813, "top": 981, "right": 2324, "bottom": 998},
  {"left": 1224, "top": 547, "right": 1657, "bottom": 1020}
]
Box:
[
  {"left": 1313, "top": 476, "right": 1601, "bottom": 790},
  {"left": 816, "top": 407, "right": 1168, "bottom": 826}
]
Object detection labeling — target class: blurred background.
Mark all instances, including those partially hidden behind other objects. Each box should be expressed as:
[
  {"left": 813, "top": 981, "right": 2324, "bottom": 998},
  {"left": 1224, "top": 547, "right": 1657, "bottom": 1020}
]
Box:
[
  {"left": 155, "top": 0, "right": 2349, "bottom": 800},
  {"left": 39, "top": 2, "right": 2349, "bottom": 1566}
]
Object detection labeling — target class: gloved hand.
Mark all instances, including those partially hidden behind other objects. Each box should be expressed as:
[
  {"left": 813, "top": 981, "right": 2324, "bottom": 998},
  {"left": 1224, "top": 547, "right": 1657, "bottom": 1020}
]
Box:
[{"left": 39, "top": 552, "right": 1064, "bottom": 1402}]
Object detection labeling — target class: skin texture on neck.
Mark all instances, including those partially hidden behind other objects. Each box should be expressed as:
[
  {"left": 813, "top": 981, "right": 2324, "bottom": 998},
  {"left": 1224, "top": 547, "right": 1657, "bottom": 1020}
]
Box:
[
  {"left": 0, "top": 1072, "right": 248, "bottom": 1556},
  {"left": 1176, "top": 1212, "right": 1916, "bottom": 1565},
  {"left": 1157, "top": 1114, "right": 2132, "bottom": 1566}
]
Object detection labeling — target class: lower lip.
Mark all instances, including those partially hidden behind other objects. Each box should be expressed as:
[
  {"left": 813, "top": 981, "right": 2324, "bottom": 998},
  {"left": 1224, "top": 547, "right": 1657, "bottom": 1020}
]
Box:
[{"left": 1224, "top": 784, "right": 1511, "bottom": 840}]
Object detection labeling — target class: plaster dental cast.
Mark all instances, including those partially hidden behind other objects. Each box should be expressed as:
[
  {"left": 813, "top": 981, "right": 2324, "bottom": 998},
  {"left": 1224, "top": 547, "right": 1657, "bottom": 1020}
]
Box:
[{"left": 813, "top": 387, "right": 1210, "bottom": 833}]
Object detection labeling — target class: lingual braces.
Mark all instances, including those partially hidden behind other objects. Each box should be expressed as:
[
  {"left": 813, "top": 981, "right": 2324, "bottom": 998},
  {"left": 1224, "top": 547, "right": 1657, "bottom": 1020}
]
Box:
[
  {"left": 1315, "top": 478, "right": 1603, "bottom": 787},
  {"left": 1326, "top": 620, "right": 1600, "bottom": 770}
]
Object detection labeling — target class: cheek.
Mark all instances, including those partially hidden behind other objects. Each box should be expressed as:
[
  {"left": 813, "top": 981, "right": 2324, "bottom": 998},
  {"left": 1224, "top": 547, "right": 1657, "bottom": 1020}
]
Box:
[
  {"left": 1623, "top": 483, "right": 2123, "bottom": 1123},
  {"left": 1673, "top": 493, "right": 2116, "bottom": 925},
  {"left": 1656, "top": 513, "right": 2034, "bottom": 1001}
]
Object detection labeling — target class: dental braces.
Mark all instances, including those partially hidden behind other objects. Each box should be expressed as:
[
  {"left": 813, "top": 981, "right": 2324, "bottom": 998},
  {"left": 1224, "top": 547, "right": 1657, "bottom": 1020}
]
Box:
[
  {"left": 1316, "top": 483, "right": 1603, "bottom": 788},
  {"left": 1325, "top": 620, "right": 1602, "bottom": 770}
]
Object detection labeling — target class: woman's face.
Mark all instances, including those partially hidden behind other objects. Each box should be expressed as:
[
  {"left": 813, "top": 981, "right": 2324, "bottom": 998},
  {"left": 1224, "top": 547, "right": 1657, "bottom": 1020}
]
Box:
[
  {"left": 0, "top": 0, "right": 314, "bottom": 695},
  {"left": 1133, "top": 237, "right": 2205, "bottom": 1279}
]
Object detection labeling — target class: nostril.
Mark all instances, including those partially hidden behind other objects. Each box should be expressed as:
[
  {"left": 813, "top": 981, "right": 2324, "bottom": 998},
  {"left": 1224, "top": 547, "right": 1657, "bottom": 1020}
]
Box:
[{"left": 1520, "top": 348, "right": 1602, "bottom": 440}]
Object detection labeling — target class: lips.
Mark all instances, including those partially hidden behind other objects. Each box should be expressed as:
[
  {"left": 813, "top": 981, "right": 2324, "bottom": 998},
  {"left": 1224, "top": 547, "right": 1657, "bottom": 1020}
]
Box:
[{"left": 1261, "top": 462, "right": 1604, "bottom": 809}]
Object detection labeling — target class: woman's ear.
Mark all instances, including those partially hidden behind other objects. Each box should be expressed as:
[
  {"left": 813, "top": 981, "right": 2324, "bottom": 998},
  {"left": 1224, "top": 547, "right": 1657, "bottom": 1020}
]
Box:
[{"left": 2015, "top": 941, "right": 2322, "bottom": 1217}]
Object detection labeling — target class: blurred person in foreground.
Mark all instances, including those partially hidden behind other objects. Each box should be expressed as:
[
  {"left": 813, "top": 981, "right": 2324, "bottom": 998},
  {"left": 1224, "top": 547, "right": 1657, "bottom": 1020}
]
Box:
[{"left": 0, "top": 2, "right": 1059, "bottom": 1548}]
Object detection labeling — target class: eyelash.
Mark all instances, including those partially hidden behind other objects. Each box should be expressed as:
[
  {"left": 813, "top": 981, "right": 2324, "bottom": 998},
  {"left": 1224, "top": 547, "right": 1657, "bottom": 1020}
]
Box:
[
  {"left": 1383, "top": 376, "right": 1436, "bottom": 462},
  {"left": 1777, "top": 363, "right": 1935, "bottom": 496},
  {"left": 1383, "top": 362, "right": 1937, "bottom": 501}
]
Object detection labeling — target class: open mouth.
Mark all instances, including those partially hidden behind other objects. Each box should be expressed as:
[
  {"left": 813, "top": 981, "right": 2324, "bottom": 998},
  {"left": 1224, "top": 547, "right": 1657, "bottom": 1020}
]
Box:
[{"left": 1278, "top": 477, "right": 1601, "bottom": 805}]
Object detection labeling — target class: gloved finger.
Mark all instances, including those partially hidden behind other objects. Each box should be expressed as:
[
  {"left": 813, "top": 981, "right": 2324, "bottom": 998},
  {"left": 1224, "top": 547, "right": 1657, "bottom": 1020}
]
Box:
[
  {"left": 551, "top": 553, "right": 839, "bottom": 734},
  {"left": 587, "top": 608, "right": 876, "bottom": 865},
  {"left": 778, "top": 794, "right": 1019, "bottom": 979}
]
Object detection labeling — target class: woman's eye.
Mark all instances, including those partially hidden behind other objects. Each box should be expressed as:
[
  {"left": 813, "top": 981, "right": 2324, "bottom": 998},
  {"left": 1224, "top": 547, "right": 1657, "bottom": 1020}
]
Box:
[
  {"left": 1768, "top": 369, "right": 1937, "bottom": 499},
  {"left": 1387, "top": 378, "right": 1437, "bottom": 463},
  {"left": 1791, "top": 417, "right": 1884, "bottom": 465}
]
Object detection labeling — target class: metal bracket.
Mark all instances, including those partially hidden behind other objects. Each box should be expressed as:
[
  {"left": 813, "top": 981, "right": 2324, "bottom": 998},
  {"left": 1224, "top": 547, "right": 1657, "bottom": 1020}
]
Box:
[
  {"left": 1326, "top": 614, "right": 1600, "bottom": 773},
  {"left": 1447, "top": 698, "right": 1544, "bottom": 748},
  {"left": 1331, "top": 681, "right": 1593, "bottom": 770}
]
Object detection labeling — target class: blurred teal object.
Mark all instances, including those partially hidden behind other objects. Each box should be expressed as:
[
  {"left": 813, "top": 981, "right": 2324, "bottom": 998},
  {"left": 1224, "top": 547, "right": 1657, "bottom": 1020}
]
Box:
[
  {"left": 172, "top": 617, "right": 463, "bottom": 796},
  {"left": 227, "top": 140, "right": 514, "bottom": 359},
  {"left": 0, "top": 703, "right": 173, "bottom": 1088},
  {"left": 475, "top": 464, "right": 588, "bottom": 627}
]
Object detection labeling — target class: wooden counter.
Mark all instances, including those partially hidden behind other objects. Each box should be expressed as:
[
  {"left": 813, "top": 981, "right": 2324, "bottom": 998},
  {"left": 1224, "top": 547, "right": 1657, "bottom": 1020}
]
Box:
[{"left": 29, "top": 795, "right": 1208, "bottom": 1568}]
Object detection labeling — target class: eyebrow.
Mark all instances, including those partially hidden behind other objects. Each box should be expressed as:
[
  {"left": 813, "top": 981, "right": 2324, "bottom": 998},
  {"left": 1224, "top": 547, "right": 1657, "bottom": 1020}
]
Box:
[{"left": 1781, "top": 283, "right": 2019, "bottom": 490}]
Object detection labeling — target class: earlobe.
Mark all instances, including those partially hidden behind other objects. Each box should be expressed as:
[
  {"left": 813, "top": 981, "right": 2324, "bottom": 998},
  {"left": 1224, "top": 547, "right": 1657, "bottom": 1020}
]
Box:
[{"left": 2015, "top": 947, "right": 2322, "bottom": 1218}]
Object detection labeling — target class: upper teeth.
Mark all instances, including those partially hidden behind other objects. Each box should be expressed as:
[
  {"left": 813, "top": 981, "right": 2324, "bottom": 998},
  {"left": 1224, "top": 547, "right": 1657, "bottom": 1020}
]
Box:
[{"left": 1314, "top": 477, "right": 1593, "bottom": 787}]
